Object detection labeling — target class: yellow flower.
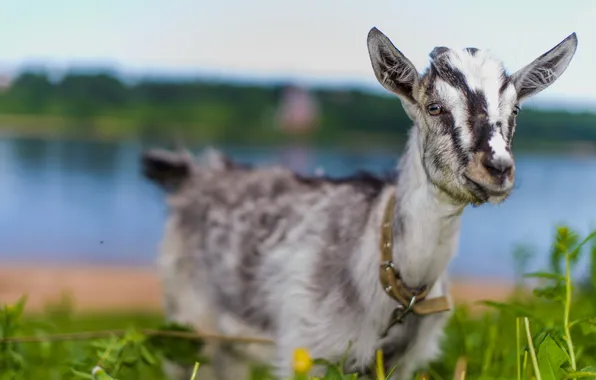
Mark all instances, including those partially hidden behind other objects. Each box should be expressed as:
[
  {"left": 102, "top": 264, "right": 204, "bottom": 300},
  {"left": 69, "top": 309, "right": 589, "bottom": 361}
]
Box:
[{"left": 292, "top": 347, "right": 313, "bottom": 375}]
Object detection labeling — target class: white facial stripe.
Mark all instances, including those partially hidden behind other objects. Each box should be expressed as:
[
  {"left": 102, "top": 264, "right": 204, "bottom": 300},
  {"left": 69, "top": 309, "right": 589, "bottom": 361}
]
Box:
[
  {"left": 434, "top": 78, "right": 472, "bottom": 149},
  {"left": 499, "top": 83, "right": 517, "bottom": 115},
  {"left": 447, "top": 50, "right": 506, "bottom": 125},
  {"left": 488, "top": 131, "right": 511, "bottom": 161},
  {"left": 484, "top": 79, "right": 501, "bottom": 125},
  {"left": 496, "top": 83, "right": 518, "bottom": 141},
  {"left": 446, "top": 51, "right": 482, "bottom": 90}
]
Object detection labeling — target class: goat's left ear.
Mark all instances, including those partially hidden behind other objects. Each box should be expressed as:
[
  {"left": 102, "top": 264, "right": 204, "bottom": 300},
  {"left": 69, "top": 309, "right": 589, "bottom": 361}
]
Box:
[
  {"left": 367, "top": 27, "right": 419, "bottom": 105},
  {"left": 511, "top": 33, "right": 578, "bottom": 101}
]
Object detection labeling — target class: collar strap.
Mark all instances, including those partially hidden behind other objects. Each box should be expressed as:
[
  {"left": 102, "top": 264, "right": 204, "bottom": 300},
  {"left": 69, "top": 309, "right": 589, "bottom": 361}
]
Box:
[{"left": 378, "top": 193, "right": 451, "bottom": 320}]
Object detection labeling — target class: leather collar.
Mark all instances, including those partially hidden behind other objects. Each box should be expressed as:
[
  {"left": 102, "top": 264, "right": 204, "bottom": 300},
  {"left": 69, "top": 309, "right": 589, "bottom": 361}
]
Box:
[{"left": 378, "top": 193, "right": 451, "bottom": 335}]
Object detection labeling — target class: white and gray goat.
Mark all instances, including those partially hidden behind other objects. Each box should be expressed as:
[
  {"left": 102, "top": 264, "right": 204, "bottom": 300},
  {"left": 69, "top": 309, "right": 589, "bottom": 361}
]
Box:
[{"left": 142, "top": 28, "right": 578, "bottom": 379}]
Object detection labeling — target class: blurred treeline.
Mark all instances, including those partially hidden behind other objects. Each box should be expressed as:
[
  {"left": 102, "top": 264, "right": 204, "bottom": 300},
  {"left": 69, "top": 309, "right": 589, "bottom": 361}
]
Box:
[{"left": 0, "top": 69, "right": 595, "bottom": 149}]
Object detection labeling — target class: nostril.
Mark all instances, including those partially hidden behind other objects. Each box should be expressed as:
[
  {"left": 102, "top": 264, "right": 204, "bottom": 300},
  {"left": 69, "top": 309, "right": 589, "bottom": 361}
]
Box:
[{"left": 483, "top": 158, "right": 513, "bottom": 177}]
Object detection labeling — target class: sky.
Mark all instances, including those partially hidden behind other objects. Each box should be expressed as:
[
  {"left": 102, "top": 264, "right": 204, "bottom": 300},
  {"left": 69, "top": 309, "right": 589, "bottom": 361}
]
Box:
[{"left": 0, "top": 0, "right": 595, "bottom": 107}]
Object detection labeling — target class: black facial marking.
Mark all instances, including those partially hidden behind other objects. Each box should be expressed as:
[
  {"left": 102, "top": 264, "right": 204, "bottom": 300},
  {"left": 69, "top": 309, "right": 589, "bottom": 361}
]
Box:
[
  {"left": 430, "top": 46, "right": 450, "bottom": 59},
  {"left": 438, "top": 109, "right": 468, "bottom": 168},
  {"left": 424, "top": 67, "right": 438, "bottom": 98},
  {"left": 465, "top": 47, "right": 479, "bottom": 56},
  {"left": 506, "top": 114, "right": 517, "bottom": 142},
  {"left": 472, "top": 119, "right": 492, "bottom": 155},
  {"left": 499, "top": 73, "right": 512, "bottom": 95},
  {"left": 429, "top": 61, "right": 469, "bottom": 94},
  {"left": 467, "top": 90, "right": 488, "bottom": 120},
  {"left": 467, "top": 89, "right": 489, "bottom": 148}
]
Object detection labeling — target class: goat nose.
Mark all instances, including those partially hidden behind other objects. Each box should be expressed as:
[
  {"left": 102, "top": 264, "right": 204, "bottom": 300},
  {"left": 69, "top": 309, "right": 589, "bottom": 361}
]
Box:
[{"left": 482, "top": 157, "right": 513, "bottom": 178}]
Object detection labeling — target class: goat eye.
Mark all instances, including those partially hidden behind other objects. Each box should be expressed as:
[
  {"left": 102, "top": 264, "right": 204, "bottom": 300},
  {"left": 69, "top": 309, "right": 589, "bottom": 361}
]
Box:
[
  {"left": 512, "top": 106, "right": 520, "bottom": 116},
  {"left": 427, "top": 103, "right": 442, "bottom": 116}
]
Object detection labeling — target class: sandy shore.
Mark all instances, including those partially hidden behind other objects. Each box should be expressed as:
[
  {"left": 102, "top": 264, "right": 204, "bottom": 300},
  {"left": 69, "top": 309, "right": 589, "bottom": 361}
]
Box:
[{"left": 0, "top": 265, "right": 517, "bottom": 314}]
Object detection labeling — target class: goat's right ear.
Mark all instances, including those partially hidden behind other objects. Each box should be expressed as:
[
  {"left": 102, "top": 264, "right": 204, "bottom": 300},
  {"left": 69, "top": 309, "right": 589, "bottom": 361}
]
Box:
[
  {"left": 367, "top": 27, "right": 419, "bottom": 104},
  {"left": 141, "top": 149, "right": 193, "bottom": 192},
  {"left": 511, "top": 32, "right": 578, "bottom": 102}
]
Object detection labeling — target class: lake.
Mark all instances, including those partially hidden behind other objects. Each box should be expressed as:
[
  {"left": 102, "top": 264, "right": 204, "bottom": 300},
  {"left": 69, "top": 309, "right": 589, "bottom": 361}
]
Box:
[{"left": 1, "top": 135, "right": 595, "bottom": 280}]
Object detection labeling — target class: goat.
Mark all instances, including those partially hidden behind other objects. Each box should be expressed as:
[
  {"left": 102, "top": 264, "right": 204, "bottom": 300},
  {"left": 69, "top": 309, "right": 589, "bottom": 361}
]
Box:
[{"left": 142, "top": 28, "right": 578, "bottom": 379}]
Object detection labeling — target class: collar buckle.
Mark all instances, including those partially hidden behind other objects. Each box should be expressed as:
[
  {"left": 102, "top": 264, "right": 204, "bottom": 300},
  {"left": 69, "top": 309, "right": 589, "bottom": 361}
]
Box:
[
  {"left": 394, "top": 294, "right": 416, "bottom": 323},
  {"left": 380, "top": 295, "right": 417, "bottom": 337}
]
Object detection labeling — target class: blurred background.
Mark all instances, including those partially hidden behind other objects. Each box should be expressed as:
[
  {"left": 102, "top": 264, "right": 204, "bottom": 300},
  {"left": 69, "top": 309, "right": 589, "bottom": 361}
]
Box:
[{"left": 0, "top": 0, "right": 595, "bottom": 311}]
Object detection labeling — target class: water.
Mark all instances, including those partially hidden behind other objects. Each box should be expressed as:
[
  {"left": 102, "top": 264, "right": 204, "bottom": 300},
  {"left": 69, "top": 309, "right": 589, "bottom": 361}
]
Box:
[{"left": 1, "top": 135, "right": 595, "bottom": 280}]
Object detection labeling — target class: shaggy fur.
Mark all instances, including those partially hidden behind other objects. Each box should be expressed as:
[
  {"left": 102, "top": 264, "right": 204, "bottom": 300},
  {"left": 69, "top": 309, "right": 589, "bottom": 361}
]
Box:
[{"left": 143, "top": 28, "right": 578, "bottom": 379}]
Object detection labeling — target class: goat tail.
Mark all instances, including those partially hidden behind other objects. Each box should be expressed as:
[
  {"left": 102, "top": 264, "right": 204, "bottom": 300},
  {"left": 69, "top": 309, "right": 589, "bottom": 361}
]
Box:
[{"left": 141, "top": 145, "right": 239, "bottom": 192}]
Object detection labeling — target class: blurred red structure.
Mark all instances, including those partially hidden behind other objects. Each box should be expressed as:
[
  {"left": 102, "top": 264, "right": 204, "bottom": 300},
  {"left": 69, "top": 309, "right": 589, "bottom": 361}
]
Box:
[
  {"left": 0, "top": 74, "right": 11, "bottom": 92},
  {"left": 276, "top": 85, "right": 319, "bottom": 134}
]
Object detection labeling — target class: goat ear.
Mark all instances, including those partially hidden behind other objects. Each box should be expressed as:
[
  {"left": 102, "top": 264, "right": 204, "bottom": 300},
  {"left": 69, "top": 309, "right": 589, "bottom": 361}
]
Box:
[
  {"left": 367, "top": 27, "right": 419, "bottom": 104},
  {"left": 511, "top": 33, "right": 578, "bottom": 102}
]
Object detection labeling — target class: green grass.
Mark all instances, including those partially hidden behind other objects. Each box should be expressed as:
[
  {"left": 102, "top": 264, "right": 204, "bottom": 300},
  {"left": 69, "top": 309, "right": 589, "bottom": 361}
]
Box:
[{"left": 2, "top": 226, "right": 596, "bottom": 380}]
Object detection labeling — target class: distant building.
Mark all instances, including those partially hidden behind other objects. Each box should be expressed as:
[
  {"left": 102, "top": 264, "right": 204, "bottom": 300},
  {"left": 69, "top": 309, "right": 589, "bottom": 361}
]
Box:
[{"left": 276, "top": 85, "right": 319, "bottom": 134}]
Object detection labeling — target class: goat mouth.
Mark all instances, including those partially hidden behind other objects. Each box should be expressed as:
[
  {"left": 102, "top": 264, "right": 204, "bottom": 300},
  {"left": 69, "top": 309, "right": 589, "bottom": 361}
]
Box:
[{"left": 463, "top": 175, "right": 509, "bottom": 204}]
